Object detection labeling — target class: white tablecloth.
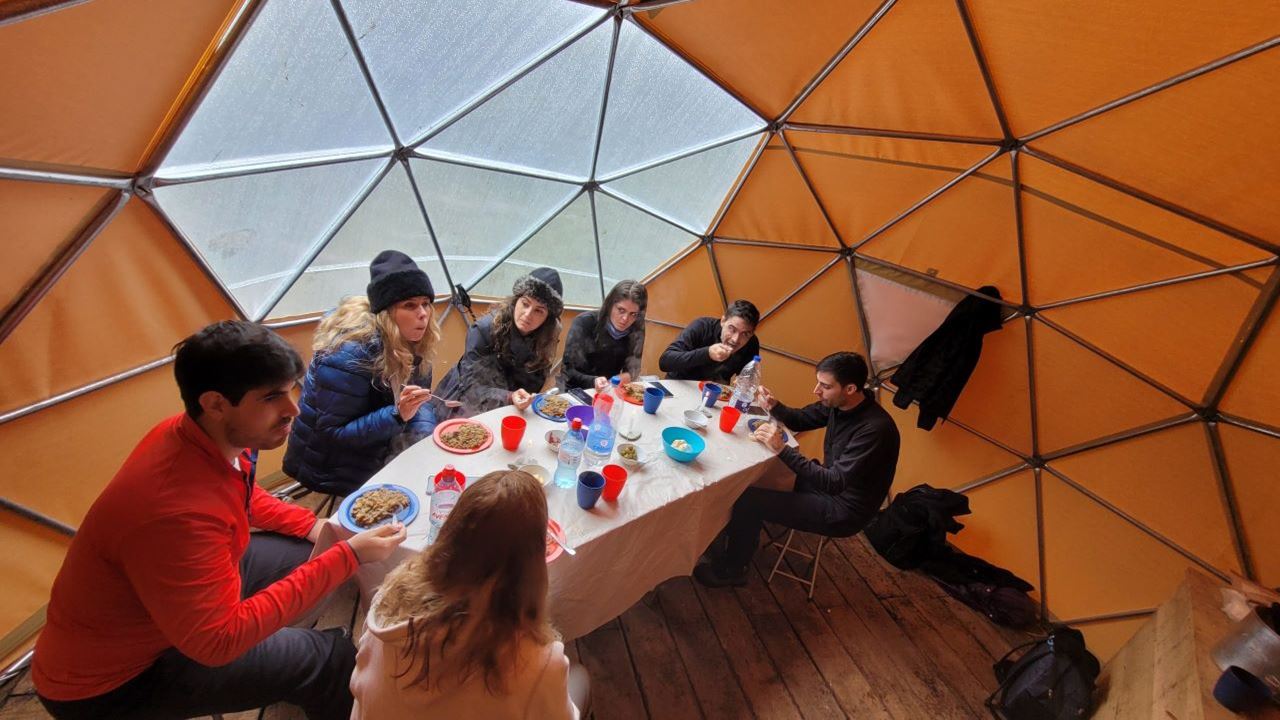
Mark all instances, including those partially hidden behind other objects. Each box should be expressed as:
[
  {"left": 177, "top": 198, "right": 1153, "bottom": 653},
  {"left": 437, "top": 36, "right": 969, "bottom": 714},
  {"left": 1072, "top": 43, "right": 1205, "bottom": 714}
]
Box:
[{"left": 314, "top": 379, "right": 796, "bottom": 640}]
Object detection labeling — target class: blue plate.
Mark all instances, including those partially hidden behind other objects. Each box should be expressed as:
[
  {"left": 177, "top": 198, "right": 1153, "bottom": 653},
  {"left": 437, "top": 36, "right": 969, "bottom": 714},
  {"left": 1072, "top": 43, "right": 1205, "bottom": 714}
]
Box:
[
  {"left": 337, "top": 483, "right": 420, "bottom": 533},
  {"left": 532, "top": 393, "right": 570, "bottom": 423},
  {"left": 747, "top": 418, "right": 790, "bottom": 443}
]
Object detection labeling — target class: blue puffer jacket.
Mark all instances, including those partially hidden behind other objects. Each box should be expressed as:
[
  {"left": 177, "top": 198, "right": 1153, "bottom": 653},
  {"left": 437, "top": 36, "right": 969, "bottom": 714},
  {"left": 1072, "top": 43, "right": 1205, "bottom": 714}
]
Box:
[{"left": 284, "top": 339, "right": 436, "bottom": 495}]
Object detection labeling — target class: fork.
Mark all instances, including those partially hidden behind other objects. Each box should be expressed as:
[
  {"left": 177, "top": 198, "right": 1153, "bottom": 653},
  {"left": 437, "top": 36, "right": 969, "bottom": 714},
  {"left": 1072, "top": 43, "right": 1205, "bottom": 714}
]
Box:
[{"left": 548, "top": 532, "right": 577, "bottom": 556}]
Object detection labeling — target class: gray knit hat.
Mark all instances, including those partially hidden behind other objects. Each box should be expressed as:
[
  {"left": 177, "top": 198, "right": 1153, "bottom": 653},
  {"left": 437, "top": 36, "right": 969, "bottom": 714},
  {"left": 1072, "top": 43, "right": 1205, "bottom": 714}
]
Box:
[{"left": 512, "top": 266, "right": 563, "bottom": 318}]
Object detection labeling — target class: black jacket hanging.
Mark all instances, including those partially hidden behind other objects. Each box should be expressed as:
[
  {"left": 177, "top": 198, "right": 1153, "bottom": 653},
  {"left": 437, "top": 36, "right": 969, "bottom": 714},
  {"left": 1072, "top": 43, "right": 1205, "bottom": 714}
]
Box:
[{"left": 890, "top": 285, "right": 1004, "bottom": 430}]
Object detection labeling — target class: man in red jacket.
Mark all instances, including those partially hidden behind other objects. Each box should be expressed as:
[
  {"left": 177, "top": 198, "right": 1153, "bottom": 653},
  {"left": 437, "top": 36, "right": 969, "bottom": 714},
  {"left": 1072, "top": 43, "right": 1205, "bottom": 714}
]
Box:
[{"left": 33, "top": 321, "right": 406, "bottom": 720}]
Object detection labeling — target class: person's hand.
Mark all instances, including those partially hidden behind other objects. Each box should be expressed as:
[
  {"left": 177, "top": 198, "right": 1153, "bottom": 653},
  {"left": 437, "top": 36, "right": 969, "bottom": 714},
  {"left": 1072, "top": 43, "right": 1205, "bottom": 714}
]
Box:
[
  {"left": 347, "top": 521, "right": 407, "bottom": 564},
  {"left": 756, "top": 385, "right": 778, "bottom": 411},
  {"left": 511, "top": 388, "right": 534, "bottom": 410},
  {"left": 752, "top": 422, "right": 786, "bottom": 454},
  {"left": 593, "top": 376, "right": 610, "bottom": 393},
  {"left": 708, "top": 343, "right": 733, "bottom": 362},
  {"left": 396, "top": 385, "right": 432, "bottom": 421}
]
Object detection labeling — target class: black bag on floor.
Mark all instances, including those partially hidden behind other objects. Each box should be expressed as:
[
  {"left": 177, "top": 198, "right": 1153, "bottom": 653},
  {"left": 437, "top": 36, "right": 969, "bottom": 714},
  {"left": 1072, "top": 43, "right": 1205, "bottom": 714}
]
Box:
[{"left": 986, "top": 626, "right": 1100, "bottom": 720}]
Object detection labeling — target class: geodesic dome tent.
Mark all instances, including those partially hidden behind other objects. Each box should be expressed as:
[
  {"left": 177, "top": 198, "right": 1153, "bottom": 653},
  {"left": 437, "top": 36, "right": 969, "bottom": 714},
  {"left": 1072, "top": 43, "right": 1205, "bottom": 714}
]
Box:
[{"left": 1, "top": 0, "right": 1278, "bottom": 664}]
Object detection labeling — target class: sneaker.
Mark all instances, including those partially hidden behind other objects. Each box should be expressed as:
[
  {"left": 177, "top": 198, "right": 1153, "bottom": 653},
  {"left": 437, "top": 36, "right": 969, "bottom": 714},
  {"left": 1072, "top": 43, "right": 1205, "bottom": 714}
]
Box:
[{"left": 693, "top": 561, "right": 749, "bottom": 588}]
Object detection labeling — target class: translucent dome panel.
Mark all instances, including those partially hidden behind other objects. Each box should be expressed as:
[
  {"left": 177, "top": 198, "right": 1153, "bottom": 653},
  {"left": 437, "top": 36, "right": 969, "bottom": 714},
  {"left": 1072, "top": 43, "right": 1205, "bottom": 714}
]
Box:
[
  {"left": 158, "top": 0, "right": 392, "bottom": 179},
  {"left": 595, "top": 20, "right": 766, "bottom": 180},
  {"left": 153, "top": 158, "right": 386, "bottom": 319},
  {"left": 344, "top": 0, "right": 606, "bottom": 144},
  {"left": 594, "top": 192, "right": 700, "bottom": 288},
  {"left": 472, "top": 193, "right": 602, "bottom": 307}
]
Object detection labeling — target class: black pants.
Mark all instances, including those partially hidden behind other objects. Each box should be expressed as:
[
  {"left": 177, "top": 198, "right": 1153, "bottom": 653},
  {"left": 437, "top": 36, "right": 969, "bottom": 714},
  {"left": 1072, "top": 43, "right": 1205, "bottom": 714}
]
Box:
[
  {"left": 722, "top": 485, "right": 870, "bottom": 570},
  {"left": 39, "top": 533, "right": 356, "bottom": 720}
]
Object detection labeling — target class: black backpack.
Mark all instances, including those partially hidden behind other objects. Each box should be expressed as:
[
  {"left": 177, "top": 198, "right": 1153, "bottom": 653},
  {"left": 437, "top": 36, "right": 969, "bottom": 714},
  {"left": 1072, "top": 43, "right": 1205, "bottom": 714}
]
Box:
[{"left": 986, "top": 626, "right": 1100, "bottom": 720}]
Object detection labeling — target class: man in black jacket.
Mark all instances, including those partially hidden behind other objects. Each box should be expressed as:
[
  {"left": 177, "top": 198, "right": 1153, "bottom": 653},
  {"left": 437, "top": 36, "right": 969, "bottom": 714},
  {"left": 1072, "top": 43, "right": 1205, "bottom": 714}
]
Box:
[
  {"left": 659, "top": 299, "right": 761, "bottom": 384},
  {"left": 694, "top": 351, "right": 900, "bottom": 587}
]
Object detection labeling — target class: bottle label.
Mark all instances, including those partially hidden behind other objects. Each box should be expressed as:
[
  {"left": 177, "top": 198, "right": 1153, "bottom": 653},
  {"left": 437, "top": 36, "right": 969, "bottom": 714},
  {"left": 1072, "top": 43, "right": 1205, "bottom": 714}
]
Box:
[{"left": 430, "top": 490, "right": 459, "bottom": 526}]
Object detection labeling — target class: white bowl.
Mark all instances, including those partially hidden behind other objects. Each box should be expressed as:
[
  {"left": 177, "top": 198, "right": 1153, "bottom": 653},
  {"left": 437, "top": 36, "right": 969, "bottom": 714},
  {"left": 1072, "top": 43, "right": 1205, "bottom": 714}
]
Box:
[
  {"left": 615, "top": 443, "right": 649, "bottom": 469},
  {"left": 516, "top": 463, "right": 551, "bottom": 487},
  {"left": 683, "top": 409, "right": 709, "bottom": 431}
]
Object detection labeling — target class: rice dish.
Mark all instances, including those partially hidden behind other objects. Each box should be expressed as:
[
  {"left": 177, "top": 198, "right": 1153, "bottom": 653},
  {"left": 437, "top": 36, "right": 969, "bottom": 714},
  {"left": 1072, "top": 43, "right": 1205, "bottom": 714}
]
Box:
[
  {"left": 443, "top": 422, "right": 489, "bottom": 450},
  {"left": 351, "top": 488, "right": 410, "bottom": 527}
]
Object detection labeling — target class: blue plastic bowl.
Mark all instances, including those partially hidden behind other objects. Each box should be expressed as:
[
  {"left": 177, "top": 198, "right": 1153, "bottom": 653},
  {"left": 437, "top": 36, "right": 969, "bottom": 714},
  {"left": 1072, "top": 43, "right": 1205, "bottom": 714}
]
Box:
[{"left": 662, "top": 426, "right": 706, "bottom": 463}]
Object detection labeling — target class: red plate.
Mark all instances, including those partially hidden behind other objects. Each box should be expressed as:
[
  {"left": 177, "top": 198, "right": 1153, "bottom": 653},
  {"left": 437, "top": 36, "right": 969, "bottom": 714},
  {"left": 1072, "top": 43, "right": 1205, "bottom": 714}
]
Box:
[
  {"left": 546, "top": 519, "right": 566, "bottom": 563},
  {"left": 432, "top": 418, "right": 494, "bottom": 454},
  {"left": 615, "top": 382, "right": 646, "bottom": 406}
]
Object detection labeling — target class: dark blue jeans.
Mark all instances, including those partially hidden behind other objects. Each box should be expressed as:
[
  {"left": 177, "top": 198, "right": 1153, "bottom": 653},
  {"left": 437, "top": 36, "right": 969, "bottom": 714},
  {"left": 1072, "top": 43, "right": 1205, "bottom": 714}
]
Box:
[
  {"left": 39, "top": 533, "right": 355, "bottom": 720},
  {"left": 723, "top": 486, "right": 869, "bottom": 570}
]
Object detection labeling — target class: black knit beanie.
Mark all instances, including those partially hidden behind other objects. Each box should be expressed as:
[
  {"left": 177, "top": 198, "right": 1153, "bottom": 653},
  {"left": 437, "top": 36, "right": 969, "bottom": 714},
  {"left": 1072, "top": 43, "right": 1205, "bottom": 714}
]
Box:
[
  {"left": 367, "top": 250, "right": 435, "bottom": 314},
  {"left": 512, "top": 267, "right": 564, "bottom": 318}
]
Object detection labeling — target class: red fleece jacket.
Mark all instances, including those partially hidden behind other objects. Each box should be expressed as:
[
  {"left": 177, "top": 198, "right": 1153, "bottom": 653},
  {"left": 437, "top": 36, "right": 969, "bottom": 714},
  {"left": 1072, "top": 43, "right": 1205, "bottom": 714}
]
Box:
[{"left": 33, "top": 414, "right": 358, "bottom": 701}]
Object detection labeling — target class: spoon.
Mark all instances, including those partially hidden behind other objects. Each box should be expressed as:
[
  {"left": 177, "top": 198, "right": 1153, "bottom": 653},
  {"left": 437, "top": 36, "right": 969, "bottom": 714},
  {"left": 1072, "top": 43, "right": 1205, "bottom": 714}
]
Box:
[{"left": 548, "top": 531, "right": 576, "bottom": 556}]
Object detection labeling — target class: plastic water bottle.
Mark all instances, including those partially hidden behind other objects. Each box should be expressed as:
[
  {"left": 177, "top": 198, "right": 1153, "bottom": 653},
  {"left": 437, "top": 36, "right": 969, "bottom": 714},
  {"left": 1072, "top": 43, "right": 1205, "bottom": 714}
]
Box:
[
  {"left": 554, "top": 418, "right": 586, "bottom": 489},
  {"left": 426, "top": 464, "right": 465, "bottom": 545},
  {"left": 582, "top": 390, "right": 618, "bottom": 468},
  {"left": 731, "top": 355, "right": 762, "bottom": 412}
]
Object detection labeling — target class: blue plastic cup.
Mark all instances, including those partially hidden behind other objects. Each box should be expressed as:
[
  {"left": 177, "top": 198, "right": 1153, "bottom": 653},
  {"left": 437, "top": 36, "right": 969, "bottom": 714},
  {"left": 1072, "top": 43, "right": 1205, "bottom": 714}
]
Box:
[
  {"left": 643, "top": 387, "right": 664, "bottom": 414},
  {"left": 577, "top": 471, "right": 605, "bottom": 510},
  {"left": 702, "top": 383, "right": 721, "bottom": 408}
]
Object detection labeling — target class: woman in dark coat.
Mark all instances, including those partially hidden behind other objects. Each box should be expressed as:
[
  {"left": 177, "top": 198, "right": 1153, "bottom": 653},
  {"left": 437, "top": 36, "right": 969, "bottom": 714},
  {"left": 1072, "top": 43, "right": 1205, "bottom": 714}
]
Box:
[
  {"left": 559, "top": 280, "right": 647, "bottom": 392},
  {"left": 284, "top": 250, "right": 441, "bottom": 496},
  {"left": 434, "top": 267, "right": 564, "bottom": 418}
]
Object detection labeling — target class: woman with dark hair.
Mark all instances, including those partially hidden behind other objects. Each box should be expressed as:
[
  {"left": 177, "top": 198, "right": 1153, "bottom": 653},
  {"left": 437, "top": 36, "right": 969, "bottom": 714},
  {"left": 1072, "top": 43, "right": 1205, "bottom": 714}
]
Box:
[
  {"left": 350, "top": 470, "right": 589, "bottom": 718},
  {"left": 285, "top": 250, "right": 442, "bottom": 496},
  {"left": 434, "top": 267, "right": 563, "bottom": 417},
  {"left": 558, "top": 279, "right": 647, "bottom": 391}
]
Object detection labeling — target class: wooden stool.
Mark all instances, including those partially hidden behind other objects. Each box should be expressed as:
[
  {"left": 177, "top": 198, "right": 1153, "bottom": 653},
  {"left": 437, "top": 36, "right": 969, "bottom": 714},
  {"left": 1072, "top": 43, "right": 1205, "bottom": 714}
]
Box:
[{"left": 767, "top": 529, "right": 830, "bottom": 600}]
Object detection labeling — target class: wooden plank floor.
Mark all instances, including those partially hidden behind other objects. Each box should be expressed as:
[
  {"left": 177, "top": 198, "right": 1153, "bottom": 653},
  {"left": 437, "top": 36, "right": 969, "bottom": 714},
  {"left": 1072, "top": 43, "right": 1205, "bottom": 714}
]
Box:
[{"left": 1, "top": 518, "right": 1032, "bottom": 719}]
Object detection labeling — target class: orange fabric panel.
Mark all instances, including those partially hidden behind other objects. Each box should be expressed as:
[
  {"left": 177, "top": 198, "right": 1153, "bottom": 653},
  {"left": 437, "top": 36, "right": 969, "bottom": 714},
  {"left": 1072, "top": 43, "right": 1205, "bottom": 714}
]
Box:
[
  {"left": 967, "top": 2, "right": 1280, "bottom": 137},
  {"left": 643, "top": 247, "right": 722, "bottom": 324},
  {"left": 0, "top": 364, "right": 182, "bottom": 525},
  {"left": 1049, "top": 424, "right": 1239, "bottom": 574},
  {"left": 715, "top": 140, "right": 840, "bottom": 248},
  {"left": 1019, "top": 155, "right": 1268, "bottom": 305},
  {"left": 0, "top": 0, "right": 239, "bottom": 172},
  {"left": 713, "top": 244, "right": 834, "bottom": 317},
  {"left": 0, "top": 516, "right": 72, "bottom": 664},
  {"left": 1031, "top": 50, "right": 1280, "bottom": 243},
  {"left": 641, "top": 322, "right": 681, "bottom": 378},
  {"left": 883, "top": 388, "right": 1022, "bottom": 492},
  {"left": 861, "top": 153, "right": 1023, "bottom": 304},
  {"left": 945, "top": 314, "right": 1033, "bottom": 455},
  {"left": 633, "top": 0, "right": 882, "bottom": 120},
  {"left": 792, "top": 0, "right": 1003, "bottom": 138},
  {"left": 1077, "top": 617, "right": 1148, "bottom": 665},
  {"left": 0, "top": 199, "right": 237, "bottom": 414},
  {"left": 757, "top": 350, "right": 817, "bottom": 405},
  {"left": 1032, "top": 320, "right": 1189, "bottom": 453},
  {"left": 789, "top": 131, "right": 992, "bottom": 245},
  {"left": 1041, "top": 473, "right": 1199, "bottom": 619},
  {"left": 757, "top": 261, "right": 865, "bottom": 362},
  {"left": 0, "top": 179, "right": 113, "bottom": 312},
  {"left": 1039, "top": 275, "right": 1258, "bottom": 402},
  {"left": 952, "top": 471, "right": 1041, "bottom": 598},
  {"left": 1220, "top": 303, "right": 1280, "bottom": 428},
  {"left": 1218, "top": 424, "right": 1280, "bottom": 587}
]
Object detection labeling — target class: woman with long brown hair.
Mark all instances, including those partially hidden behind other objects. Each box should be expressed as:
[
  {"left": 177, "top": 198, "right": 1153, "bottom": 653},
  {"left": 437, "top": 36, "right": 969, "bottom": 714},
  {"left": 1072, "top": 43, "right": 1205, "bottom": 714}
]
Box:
[
  {"left": 434, "top": 267, "right": 564, "bottom": 417},
  {"left": 559, "top": 279, "right": 647, "bottom": 392},
  {"left": 284, "top": 250, "right": 442, "bottom": 496},
  {"left": 350, "top": 470, "right": 589, "bottom": 718}
]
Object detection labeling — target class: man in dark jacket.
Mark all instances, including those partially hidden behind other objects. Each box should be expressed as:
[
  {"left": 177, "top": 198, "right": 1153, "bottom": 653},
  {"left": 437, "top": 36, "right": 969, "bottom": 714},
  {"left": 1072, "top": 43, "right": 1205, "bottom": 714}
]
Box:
[
  {"left": 659, "top": 299, "right": 761, "bottom": 384},
  {"left": 694, "top": 351, "right": 900, "bottom": 587}
]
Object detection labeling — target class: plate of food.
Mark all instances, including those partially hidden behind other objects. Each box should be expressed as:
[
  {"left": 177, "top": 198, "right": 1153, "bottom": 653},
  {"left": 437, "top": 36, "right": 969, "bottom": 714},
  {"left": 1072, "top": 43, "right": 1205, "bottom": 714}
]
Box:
[
  {"left": 433, "top": 418, "right": 494, "bottom": 454},
  {"left": 532, "top": 393, "right": 571, "bottom": 422},
  {"left": 616, "top": 381, "right": 647, "bottom": 406},
  {"left": 546, "top": 518, "right": 567, "bottom": 563},
  {"left": 337, "top": 484, "right": 419, "bottom": 533},
  {"left": 698, "top": 380, "right": 733, "bottom": 404},
  {"left": 747, "top": 417, "right": 790, "bottom": 443}
]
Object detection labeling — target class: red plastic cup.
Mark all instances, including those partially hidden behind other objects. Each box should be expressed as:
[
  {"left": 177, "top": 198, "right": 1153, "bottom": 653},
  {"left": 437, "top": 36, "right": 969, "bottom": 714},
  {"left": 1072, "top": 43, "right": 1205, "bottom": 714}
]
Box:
[
  {"left": 500, "top": 415, "right": 526, "bottom": 451},
  {"left": 718, "top": 405, "right": 742, "bottom": 433},
  {"left": 601, "top": 464, "right": 628, "bottom": 502}
]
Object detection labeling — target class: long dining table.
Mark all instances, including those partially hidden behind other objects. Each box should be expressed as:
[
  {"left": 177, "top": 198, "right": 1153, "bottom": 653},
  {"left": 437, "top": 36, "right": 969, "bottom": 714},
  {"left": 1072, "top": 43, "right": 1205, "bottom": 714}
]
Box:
[{"left": 312, "top": 378, "right": 797, "bottom": 641}]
